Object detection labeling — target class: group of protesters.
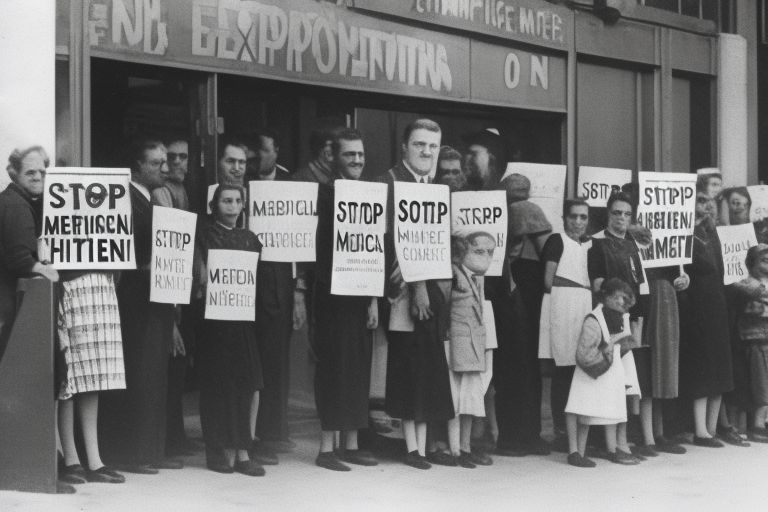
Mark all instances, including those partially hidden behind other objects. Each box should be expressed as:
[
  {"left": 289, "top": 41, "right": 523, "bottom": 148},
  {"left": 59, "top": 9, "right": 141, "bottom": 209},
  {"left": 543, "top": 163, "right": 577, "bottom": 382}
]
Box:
[{"left": 1, "top": 117, "right": 767, "bottom": 491}]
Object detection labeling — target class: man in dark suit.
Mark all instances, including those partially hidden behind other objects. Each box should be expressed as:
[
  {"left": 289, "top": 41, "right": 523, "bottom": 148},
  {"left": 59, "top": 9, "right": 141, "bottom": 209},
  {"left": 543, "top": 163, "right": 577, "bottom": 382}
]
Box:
[
  {"left": 100, "top": 140, "right": 182, "bottom": 474},
  {"left": 375, "top": 119, "right": 457, "bottom": 470},
  {"left": 246, "top": 131, "right": 306, "bottom": 460}
]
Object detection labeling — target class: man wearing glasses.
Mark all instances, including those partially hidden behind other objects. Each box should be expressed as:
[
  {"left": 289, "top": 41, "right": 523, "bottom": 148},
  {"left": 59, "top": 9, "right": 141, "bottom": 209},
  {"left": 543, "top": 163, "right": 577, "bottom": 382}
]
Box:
[
  {"left": 100, "top": 140, "right": 183, "bottom": 474},
  {"left": 152, "top": 139, "right": 190, "bottom": 211}
]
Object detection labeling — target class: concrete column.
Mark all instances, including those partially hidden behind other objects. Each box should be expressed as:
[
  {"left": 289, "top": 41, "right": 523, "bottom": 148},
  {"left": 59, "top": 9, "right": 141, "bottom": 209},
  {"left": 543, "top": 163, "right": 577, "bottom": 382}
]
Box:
[
  {"left": 0, "top": 0, "right": 55, "bottom": 189},
  {"left": 717, "top": 33, "right": 748, "bottom": 186}
]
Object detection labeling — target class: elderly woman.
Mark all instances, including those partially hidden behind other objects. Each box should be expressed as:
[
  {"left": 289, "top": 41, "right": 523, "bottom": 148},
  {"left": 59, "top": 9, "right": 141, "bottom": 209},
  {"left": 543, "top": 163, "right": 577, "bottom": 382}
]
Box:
[
  {"left": 196, "top": 184, "right": 265, "bottom": 476},
  {"left": 538, "top": 198, "right": 592, "bottom": 453},
  {"left": 0, "top": 146, "right": 58, "bottom": 353}
]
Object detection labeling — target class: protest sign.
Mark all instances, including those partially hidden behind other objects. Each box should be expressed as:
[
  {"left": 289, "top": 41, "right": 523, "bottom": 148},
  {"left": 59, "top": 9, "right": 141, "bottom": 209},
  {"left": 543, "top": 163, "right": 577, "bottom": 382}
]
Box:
[
  {"left": 451, "top": 191, "right": 508, "bottom": 276},
  {"left": 393, "top": 182, "right": 452, "bottom": 282},
  {"left": 40, "top": 167, "right": 135, "bottom": 270},
  {"left": 748, "top": 185, "right": 768, "bottom": 222},
  {"left": 331, "top": 180, "right": 387, "bottom": 296},
  {"left": 150, "top": 206, "right": 197, "bottom": 304},
  {"left": 635, "top": 172, "right": 696, "bottom": 268},
  {"left": 205, "top": 249, "right": 259, "bottom": 321},
  {"left": 249, "top": 181, "right": 318, "bottom": 262},
  {"left": 717, "top": 223, "right": 758, "bottom": 285},
  {"left": 503, "top": 163, "right": 566, "bottom": 232},
  {"left": 577, "top": 166, "right": 633, "bottom": 207}
]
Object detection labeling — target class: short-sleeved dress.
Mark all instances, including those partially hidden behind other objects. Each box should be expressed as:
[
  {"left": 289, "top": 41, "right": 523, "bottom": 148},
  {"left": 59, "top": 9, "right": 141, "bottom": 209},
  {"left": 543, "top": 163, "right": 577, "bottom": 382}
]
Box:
[
  {"left": 197, "top": 219, "right": 264, "bottom": 452},
  {"left": 539, "top": 233, "right": 593, "bottom": 366}
]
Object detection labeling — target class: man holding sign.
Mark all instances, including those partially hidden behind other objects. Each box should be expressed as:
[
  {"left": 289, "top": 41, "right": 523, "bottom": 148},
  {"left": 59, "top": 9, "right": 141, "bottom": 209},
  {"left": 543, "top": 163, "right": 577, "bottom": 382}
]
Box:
[
  {"left": 99, "top": 140, "right": 180, "bottom": 474},
  {"left": 247, "top": 130, "right": 307, "bottom": 456},
  {"left": 376, "top": 119, "right": 454, "bottom": 470},
  {"left": 313, "top": 128, "right": 381, "bottom": 471}
]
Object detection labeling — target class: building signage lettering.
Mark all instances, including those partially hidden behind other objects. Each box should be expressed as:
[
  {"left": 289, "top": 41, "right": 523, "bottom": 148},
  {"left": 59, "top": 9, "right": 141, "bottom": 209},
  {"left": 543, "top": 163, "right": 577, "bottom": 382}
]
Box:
[{"left": 79, "top": 0, "right": 565, "bottom": 110}]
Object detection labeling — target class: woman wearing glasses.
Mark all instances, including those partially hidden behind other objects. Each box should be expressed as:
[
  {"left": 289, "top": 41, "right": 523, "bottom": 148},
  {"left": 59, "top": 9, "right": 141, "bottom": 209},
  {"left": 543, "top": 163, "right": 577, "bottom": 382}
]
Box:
[
  {"left": 586, "top": 191, "right": 644, "bottom": 464},
  {"left": 538, "top": 198, "right": 593, "bottom": 464}
]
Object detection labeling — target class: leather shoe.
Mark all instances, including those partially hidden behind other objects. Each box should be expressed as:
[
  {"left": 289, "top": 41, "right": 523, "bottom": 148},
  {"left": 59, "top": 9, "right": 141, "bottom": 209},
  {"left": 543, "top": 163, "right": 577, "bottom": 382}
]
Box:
[
  {"left": 404, "top": 450, "right": 431, "bottom": 470},
  {"left": 316, "top": 452, "right": 351, "bottom": 472},
  {"left": 693, "top": 436, "right": 724, "bottom": 448},
  {"left": 57, "top": 481, "right": 77, "bottom": 494},
  {"left": 206, "top": 461, "right": 234, "bottom": 474},
  {"left": 747, "top": 429, "right": 768, "bottom": 443},
  {"left": 340, "top": 449, "right": 378, "bottom": 466},
  {"left": 116, "top": 464, "right": 158, "bottom": 475},
  {"left": 608, "top": 449, "right": 640, "bottom": 465},
  {"left": 457, "top": 451, "right": 476, "bottom": 469},
  {"left": 426, "top": 450, "right": 457, "bottom": 466},
  {"left": 152, "top": 458, "right": 183, "bottom": 470},
  {"left": 86, "top": 466, "right": 125, "bottom": 484},
  {"left": 249, "top": 441, "right": 279, "bottom": 465},
  {"left": 654, "top": 436, "right": 687, "bottom": 454},
  {"left": 469, "top": 449, "right": 493, "bottom": 466},
  {"left": 234, "top": 459, "right": 265, "bottom": 477},
  {"left": 59, "top": 464, "right": 87, "bottom": 485},
  {"left": 567, "top": 452, "right": 596, "bottom": 468},
  {"left": 718, "top": 426, "right": 750, "bottom": 447}
]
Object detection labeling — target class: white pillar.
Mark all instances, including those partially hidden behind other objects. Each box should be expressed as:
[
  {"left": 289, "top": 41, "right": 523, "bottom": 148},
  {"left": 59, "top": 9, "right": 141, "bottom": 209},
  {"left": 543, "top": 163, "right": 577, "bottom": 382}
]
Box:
[
  {"left": 0, "top": 1, "right": 55, "bottom": 190},
  {"left": 717, "top": 33, "right": 748, "bottom": 186}
]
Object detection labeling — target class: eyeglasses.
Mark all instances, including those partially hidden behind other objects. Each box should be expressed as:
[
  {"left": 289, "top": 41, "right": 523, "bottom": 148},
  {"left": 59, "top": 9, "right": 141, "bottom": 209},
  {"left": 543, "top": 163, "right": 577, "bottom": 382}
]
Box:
[
  {"left": 609, "top": 210, "right": 633, "bottom": 218},
  {"left": 147, "top": 159, "right": 167, "bottom": 168},
  {"left": 167, "top": 152, "right": 188, "bottom": 161}
]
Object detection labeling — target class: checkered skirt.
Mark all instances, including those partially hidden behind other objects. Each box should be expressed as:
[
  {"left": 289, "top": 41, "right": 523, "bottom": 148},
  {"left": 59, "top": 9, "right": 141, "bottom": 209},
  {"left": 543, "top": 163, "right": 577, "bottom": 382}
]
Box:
[{"left": 57, "top": 273, "right": 126, "bottom": 399}]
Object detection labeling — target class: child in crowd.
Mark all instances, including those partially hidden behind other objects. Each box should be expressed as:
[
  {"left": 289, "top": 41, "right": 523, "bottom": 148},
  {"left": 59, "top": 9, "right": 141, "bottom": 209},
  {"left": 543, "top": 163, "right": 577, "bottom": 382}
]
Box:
[
  {"left": 565, "top": 278, "right": 639, "bottom": 467},
  {"left": 446, "top": 232, "right": 497, "bottom": 468},
  {"left": 731, "top": 244, "right": 768, "bottom": 442}
]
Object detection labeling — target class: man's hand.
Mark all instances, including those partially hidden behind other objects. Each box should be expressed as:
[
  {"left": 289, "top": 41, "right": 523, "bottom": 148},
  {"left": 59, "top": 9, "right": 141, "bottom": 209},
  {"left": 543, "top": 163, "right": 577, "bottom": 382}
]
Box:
[
  {"left": 32, "top": 262, "right": 59, "bottom": 282},
  {"left": 672, "top": 272, "right": 690, "bottom": 291},
  {"left": 367, "top": 297, "right": 379, "bottom": 329},
  {"left": 171, "top": 323, "right": 186, "bottom": 357},
  {"left": 410, "top": 281, "right": 433, "bottom": 320},
  {"left": 293, "top": 290, "right": 307, "bottom": 330}
]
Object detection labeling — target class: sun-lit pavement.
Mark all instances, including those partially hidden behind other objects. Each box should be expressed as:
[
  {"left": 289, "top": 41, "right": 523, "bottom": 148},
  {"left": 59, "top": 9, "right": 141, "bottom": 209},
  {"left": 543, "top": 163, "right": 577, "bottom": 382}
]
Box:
[{"left": 3, "top": 391, "right": 768, "bottom": 512}]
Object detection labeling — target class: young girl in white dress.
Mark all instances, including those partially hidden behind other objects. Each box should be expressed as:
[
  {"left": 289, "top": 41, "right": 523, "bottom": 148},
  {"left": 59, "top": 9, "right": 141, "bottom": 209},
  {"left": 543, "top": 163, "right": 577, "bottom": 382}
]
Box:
[{"left": 565, "top": 278, "right": 639, "bottom": 467}]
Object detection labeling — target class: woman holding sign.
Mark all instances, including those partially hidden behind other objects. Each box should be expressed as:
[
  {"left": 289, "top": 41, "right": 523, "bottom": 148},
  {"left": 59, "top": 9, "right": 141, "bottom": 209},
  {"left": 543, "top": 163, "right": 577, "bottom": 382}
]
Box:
[{"left": 196, "top": 184, "right": 265, "bottom": 476}]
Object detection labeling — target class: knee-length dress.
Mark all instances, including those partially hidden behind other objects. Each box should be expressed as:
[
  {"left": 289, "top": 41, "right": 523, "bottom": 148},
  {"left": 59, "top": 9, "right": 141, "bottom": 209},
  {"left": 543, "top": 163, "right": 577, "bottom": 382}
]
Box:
[
  {"left": 197, "top": 220, "right": 263, "bottom": 451},
  {"left": 57, "top": 272, "right": 125, "bottom": 400},
  {"left": 566, "top": 305, "right": 632, "bottom": 425},
  {"left": 539, "top": 233, "right": 593, "bottom": 366},
  {"left": 678, "top": 223, "right": 734, "bottom": 399}
]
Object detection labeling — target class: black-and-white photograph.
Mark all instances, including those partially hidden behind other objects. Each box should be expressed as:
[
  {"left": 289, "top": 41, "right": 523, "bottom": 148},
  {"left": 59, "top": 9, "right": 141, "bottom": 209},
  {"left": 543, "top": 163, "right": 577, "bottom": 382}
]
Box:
[{"left": 1, "top": 0, "right": 768, "bottom": 510}]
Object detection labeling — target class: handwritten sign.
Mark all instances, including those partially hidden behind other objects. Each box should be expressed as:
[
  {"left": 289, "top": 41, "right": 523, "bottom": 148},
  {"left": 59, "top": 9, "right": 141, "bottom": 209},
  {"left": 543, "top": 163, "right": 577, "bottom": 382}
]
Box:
[
  {"left": 205, "top": 249, "right": 259, "bottom": 321},
  {"left": 331, "top": 180, "right": 387, "bottom": 297},
  {"left": 636, "top": 172, "right": 696, "bottom": 268},
  {"left": 393, "top": 182, "right": 452, "bottom": 282},
  {"left": 503, "top": 163, "right": 566, "bottom": 232},
  {"left": 249, "top": 181, "right": 318, "bottom": 262},
  {"left": 748, "top": 185, "right": 768, "bottom": 222},
  {"left": 577, "top": 166, "right": 633, "bottom": 207},
  {"left": 40, "top": 167, "right": 135, "bottom": 270},
  {"left": 717, "top": 223, "right": 758, "bottom": 285},
  {"left": 451, "top": 191, "right": 508, "bottom": 276},
  {"left": 150, "top": 206, "right": 197, "bottom": 304}
]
